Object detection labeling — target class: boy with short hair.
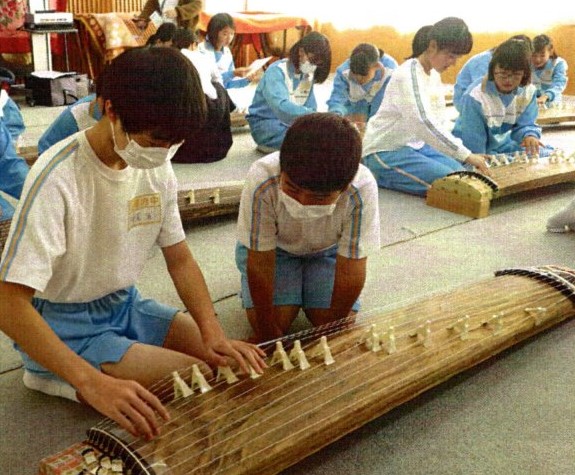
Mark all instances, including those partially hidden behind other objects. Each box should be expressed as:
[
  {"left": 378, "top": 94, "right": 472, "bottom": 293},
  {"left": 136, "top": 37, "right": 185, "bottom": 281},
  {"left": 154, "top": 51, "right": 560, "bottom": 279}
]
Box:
[
  {"left": 0, "top": 46, "right": 265, "bottom": 441},
  {"left": 236, "top": 112, "right": 381, "bottom": 342}
]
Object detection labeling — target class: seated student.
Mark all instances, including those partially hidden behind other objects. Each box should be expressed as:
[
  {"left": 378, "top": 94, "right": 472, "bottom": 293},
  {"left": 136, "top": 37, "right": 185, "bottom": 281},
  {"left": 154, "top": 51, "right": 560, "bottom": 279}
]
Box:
[
  {"left": 0, "top": 120, "right": 28, "bottom": 222},
  {"left": 453, "top": 35, "right": 532, "bottom": 111},
  {"left": 453, "top": 39, "right": 552, "bottom": 159},
  {"left": 531, "top": 34, "right": 568, "bottom": 107},
  {"left": 198, "top": 13, "right": 256, "bottom": 90},
  {"left": 247, "top": 32, "right": 332, "bottom": 153},
  {"left": 0, "top": 47, "right": 265, "bottom": 441},
  {"left": 362, "top": 18, "right": 489, "bottom": 197},
  {"left": 146, "top": 21, "right": 177, "bottom": 47},
  {"left": 135, "top": 0, "right": 202, "bottom": 33},
  {"left": 327, "top": 43, "right": 397, "bottom": 128},
  {"left": 0, "top": 89, "right": 25, "bottom": 147},
  {"left": 38, "top": 74, "right": 105, "bottom": 155},
  {"left": 236, "top": 113, "right": 380, "bottom": 343},
  {"left": 173, "top": 27, "right": 235, "bottom": 163}
]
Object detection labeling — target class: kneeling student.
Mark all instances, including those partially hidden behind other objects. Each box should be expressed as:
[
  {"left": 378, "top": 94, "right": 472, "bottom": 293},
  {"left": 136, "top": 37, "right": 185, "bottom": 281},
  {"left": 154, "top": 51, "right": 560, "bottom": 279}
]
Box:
[{"left": 236, "top": 113, "right": 381, "bottom": 343}]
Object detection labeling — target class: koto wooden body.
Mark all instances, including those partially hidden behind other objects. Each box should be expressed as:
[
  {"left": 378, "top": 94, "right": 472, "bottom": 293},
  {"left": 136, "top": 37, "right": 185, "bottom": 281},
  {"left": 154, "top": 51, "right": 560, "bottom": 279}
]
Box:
[
  {"left": 426, "top": 154, "right": 575, "bottom": 218},
  {"left": 0, "top": 219, "right": 11, "bottom": 255},
  {"left": 177, "top": 181, "right": 244, "bottom": 223},
  {"left": 537, "top": 96, "right": 575, "bottom": 126},
  {"left": 65, "top": 266, "right": 575, "bottom": 475}
]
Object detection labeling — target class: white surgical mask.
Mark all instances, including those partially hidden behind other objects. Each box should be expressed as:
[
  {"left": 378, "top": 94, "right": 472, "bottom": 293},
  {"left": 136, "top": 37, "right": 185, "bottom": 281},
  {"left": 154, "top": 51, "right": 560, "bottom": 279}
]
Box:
[
  {"left": 299, "top": 60, "right": 317, "bottom": 76},
  {"left": 111, "top": 122, "right": 182, "bottom": 169},
  {"left": 279, "top": 190, "right": 337, "bottom": 219}
]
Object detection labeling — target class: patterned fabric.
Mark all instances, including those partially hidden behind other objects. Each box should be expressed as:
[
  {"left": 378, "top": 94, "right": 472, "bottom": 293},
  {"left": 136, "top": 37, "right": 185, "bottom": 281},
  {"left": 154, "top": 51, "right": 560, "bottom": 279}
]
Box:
[
  {"left": 0, "top": 0, "right": 27, "bottom": 31},
  {"left": 76, "top": 12, "right": 155, "bottom": 62}
]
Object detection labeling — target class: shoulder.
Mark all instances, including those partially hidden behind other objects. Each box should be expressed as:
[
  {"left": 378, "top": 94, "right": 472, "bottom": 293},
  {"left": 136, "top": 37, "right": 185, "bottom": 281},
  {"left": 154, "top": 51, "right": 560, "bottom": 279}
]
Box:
[
  {"left": 554, "top": 57, "right": 568, "bottom": 69},
  {"left": 247, "top": 152, "right": 281, "bottom": 184},
  {"left": 348, "top": 164, "right": 378, "bottom": 197},
  {"left": 381, "top": 53, "right": 399, "bottom": 69}
]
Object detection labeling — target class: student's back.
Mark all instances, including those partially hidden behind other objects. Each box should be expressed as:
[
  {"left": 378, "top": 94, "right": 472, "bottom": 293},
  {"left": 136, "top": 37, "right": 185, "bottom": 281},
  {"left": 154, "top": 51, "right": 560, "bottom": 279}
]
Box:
[{"left": 453, "top": 50, "right": 493, "bottom": 111}]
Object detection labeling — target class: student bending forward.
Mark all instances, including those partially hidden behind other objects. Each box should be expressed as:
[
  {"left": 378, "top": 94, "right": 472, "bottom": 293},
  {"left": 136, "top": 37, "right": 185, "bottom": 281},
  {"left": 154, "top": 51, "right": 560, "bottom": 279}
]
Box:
[{"left": 236, "top": 113, "right": 381, "bottom": 343}]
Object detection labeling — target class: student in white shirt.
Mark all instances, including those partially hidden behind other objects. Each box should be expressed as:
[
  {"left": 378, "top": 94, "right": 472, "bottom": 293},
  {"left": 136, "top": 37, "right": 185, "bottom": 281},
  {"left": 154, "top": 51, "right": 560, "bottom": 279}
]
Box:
[
  {"left": 0, "top": 47, "right": 265, "bottom": 441},
  {"left": 362, "top": 17, "right": 489, "bottom": 196},
  {"left": 236, "top": 113, "right": 380, "bottom": 343}
]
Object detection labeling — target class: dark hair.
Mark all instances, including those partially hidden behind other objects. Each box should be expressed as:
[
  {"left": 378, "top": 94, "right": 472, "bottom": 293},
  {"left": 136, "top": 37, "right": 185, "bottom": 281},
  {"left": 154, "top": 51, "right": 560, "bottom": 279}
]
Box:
[
  {"left": 206, "top": 12, "right": 235, "bottom": 47},
  {"left": 407, "top": 25, "right": 433, "bottom": 59},
  {"left": 288, "top": 32, "right": 332, "bottom": 84},
  {"left": 508, "top": 34, "right": 532, "bottom": 54},
  {"left": 147, "top": 22, "right": 177, "bottom": 46},
  {"left": 429, "top": 17, "right": 472, "bottom": 55},
  {"left": 101, "top": 47, "right": 206, "bottom": 142},
  {"left": 172, "top": 27, "right": 197, "bottom": 49},
  {"left": 533, "top": 34, "right": 557, "bottom": 60},
  {"left": 350, "top": 43, "right": 380, "bottom": 76},
  {"left": 488, "top": 39, "right": 532, "bottom": 86},
  {"left": 280, "top": 113, "right": 361, "bottom": 192}
]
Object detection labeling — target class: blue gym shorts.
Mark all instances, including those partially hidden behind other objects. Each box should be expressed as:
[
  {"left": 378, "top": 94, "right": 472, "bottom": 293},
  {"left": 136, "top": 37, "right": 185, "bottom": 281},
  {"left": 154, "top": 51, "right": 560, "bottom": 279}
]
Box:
[
  {"left": 17, "top": 286, "right": 178, "bottom": 379},
  {"left": 235, "top": 243, "right": 360, "bottom": 311}
]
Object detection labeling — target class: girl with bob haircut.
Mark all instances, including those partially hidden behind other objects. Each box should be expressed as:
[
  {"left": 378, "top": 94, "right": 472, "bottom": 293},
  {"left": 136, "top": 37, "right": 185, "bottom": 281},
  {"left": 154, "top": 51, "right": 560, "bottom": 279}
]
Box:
[
  {"left": 362, "top": 18, "right": 489, "bottom": 197},
  {"left": 198, "top": 12, "right": 254, "bottom": 89},
  {"left": 247, "top": 31, "right": 332, "bottom": 152},
  {"left": 453, "top": 39, "right": 553, "bottom": 158},
  {"left": 531, "top": 34, "right": 568, "bottom": 106}
]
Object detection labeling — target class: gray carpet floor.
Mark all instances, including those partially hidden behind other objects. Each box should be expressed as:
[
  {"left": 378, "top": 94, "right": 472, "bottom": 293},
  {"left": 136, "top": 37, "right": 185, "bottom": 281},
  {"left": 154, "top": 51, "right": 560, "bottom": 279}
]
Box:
[{"left": 2, "top": 86, "right": 575, "bottom": 474}]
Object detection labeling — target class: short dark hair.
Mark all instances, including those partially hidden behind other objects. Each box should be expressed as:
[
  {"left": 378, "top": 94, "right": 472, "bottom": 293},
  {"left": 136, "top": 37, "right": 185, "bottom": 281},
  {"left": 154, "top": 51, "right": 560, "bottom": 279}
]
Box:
[
  {"left": 289, "top": 32, "right": 332, "bottom": 84},
  {"left": 350, "top": 43, "right": 380, "bottom": 76},
  {"left": 430, "top": 17, "right": 472, "bottom": 55},
  {"left": 173, "top": 27, "right": 197, "bottom": 49},
  {"left": 509, "top": 34, "right": 532, "bottom": 54},
  {"left": 533, "top": 34, "right": 557, "bottom": 59},
  {"left": 280, "top": 113, "right": 361, "bottom": 192},
  {"left": 101, "top": 47, "right": 206, "bottom": 143},
  {"left": 488, "top": 39, "right": 532, "bottom": 86},
  {"left": 207, "top": 12, "right": 235, "bottom": 45},
  {"left": 147, "top": 22, "right": 177, "bottom": 45}
]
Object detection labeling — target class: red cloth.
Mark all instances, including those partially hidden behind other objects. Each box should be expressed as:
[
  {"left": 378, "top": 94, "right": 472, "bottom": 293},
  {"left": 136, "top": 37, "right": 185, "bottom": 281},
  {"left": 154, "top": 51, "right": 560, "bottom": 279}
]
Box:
[{"left": 198, "top": 11, "right": 309, "bottom": 34}]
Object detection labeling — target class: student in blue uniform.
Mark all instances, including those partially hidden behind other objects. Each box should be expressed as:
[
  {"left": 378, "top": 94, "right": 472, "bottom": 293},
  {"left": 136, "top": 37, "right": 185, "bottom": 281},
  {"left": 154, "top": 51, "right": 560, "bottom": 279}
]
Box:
[
  {"left": 453, "top": 35, "right": 532, "bottom": 111},
  {"left": 236, "top": 113, "right": 380, "bottom": 343},
  {"left": 453, "top": 39, "right": 552, "bottom": 159},
  {"left": 531, "top": 34, "right": 568, "bottom": 107},
  {"left": 0, "top": 120, "right": 28, "bottom": 222},
  {"left": 38, "top": 72, "right": 105, "bottom": 155},
  {"left": 247, "top": 31, "right": 331, "bottom": 153},
  {"left": 327, "top": 43, "right": 397, "bottom": 127},
  {"left": 362, "top": 18, "right": 489, "bottom": 197},
  {"left": 198, "top": 13, "right": 254, "bottom": 89},
  {"left": 38, "top": 94, "right": 102, "bottom": 155},
  {"left": 0, "top": 90, "right": 25, "bottom": 147}
]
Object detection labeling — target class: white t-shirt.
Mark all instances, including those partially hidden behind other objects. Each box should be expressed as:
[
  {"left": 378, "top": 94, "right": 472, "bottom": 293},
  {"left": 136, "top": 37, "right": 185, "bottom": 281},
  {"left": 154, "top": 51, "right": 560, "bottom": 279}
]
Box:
[
  {"left": 70, "top": 100, "right": 98, "bottom": 131},
  {"left": 0, "top": 131, "right": 185, "bottom": 303},
  {"left": 362, "top": 58, "right": 470, "bottom": 162},
  {"left": 237, "top": 152, "right": 381, "bottom": 259},
  {"left": 180, "top": 48, "right": 220, "bottom": 100}
]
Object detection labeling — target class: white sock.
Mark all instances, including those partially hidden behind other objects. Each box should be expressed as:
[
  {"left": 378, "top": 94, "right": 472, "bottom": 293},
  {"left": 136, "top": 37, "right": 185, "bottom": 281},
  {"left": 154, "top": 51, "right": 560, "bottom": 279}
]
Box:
[
  {"left": 23, "top": 371, "right": 79, "bottom": 402},
  {"left": 547, "top": 197, "right": 575, "bottom": 232}
]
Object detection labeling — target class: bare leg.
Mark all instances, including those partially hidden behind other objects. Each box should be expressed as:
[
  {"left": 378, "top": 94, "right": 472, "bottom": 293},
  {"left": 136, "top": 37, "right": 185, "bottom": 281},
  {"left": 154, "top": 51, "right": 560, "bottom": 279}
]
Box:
[
  {"left": 246, "top": 305, "right": 300, "bottom": 343},
  {"left": 101, "top": 312, "right": 211, "bottom": 398},
  {"left": 304, "top": 309, "right": 357, "bottom": 329}
]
